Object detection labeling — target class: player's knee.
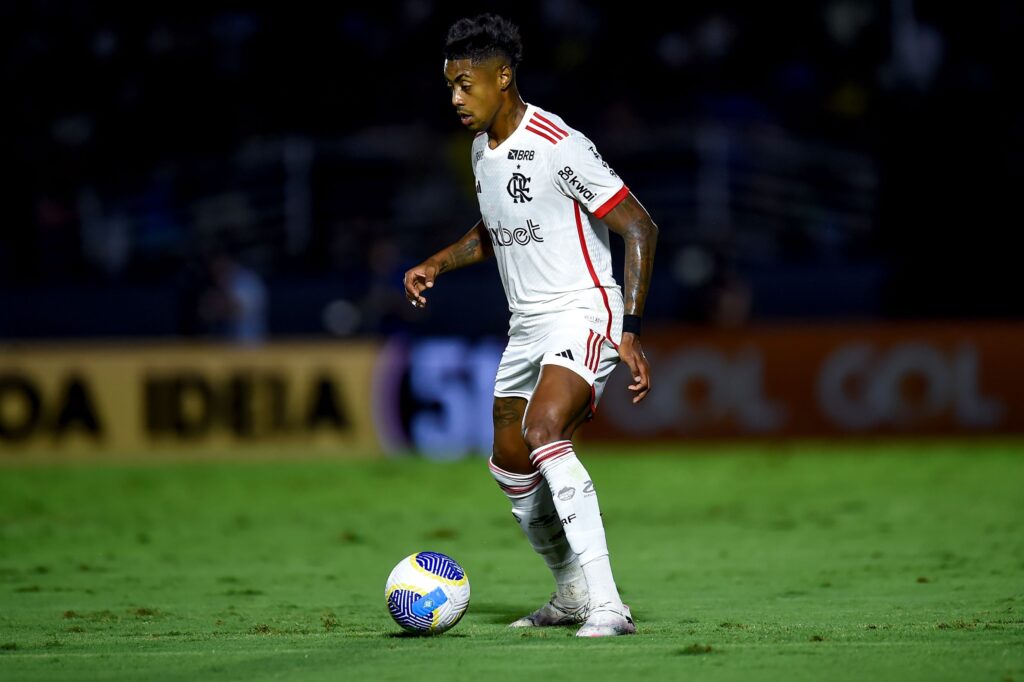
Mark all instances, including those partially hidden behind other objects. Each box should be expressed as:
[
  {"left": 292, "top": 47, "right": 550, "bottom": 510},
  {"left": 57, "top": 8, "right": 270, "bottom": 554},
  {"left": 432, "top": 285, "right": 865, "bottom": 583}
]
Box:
[
  {"left": 491, "top": 438, "right": 535, "bottom": 474},
  {"left": 521, "top": 414, "right": 570, "bottom": 452}
]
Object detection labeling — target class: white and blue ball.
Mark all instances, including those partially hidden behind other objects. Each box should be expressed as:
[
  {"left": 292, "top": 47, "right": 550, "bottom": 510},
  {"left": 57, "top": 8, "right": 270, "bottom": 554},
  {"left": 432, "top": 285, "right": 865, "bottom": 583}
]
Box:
[{"left": 385, "top": 551, "right": 470, "bottom": 634}]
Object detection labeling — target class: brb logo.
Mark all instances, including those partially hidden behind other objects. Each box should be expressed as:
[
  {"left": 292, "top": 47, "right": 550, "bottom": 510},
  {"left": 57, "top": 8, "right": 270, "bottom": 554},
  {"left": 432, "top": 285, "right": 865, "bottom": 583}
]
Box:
[
  {"left": 506, "top": 172, "right": 532, "bottom": 203},
  {"left": 488, "top": 219, "right": 543, "bottom": 247},
  {"left": 508, "top": 149, "right": 535, "bottom": 161}
]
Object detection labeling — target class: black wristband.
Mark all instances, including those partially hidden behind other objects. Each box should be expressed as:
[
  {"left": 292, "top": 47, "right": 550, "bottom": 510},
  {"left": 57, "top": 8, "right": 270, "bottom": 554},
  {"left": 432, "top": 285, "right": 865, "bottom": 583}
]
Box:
[{"left": 622, "top": 314, "right": 642, "bottom": 335}]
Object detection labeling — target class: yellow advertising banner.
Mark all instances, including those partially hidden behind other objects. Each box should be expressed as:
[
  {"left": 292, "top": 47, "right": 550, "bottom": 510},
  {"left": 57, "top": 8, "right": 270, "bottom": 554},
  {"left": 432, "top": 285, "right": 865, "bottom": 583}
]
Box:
[{"left": 0, "top": 342, "right": 381, "bottom": 459}]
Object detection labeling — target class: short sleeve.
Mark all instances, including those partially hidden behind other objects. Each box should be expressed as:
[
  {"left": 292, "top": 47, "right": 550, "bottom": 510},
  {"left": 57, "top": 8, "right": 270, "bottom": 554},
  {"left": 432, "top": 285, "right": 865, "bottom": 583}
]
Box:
[{"left": 551, "top": 135, "right": 629, "bottom": 218}]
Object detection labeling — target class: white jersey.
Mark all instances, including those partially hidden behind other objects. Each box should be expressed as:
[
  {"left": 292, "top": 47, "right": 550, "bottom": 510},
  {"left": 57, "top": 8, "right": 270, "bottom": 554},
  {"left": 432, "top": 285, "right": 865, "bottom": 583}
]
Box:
[{"left": 471, "top": 102, "right": 629, "bottom": 320}]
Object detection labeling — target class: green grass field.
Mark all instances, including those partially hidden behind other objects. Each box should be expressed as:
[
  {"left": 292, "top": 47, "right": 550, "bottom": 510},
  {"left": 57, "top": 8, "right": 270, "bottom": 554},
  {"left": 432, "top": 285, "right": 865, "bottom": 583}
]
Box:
[{"left": 1, "top": 442, "right": 1022, "bottom": 681}]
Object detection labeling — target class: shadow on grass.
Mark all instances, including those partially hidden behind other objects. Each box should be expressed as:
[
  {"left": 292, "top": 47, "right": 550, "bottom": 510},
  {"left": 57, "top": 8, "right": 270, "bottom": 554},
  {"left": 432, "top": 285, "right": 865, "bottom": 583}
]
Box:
[{"left": 466, "top": 601, "right": 536, "bottom": 625}]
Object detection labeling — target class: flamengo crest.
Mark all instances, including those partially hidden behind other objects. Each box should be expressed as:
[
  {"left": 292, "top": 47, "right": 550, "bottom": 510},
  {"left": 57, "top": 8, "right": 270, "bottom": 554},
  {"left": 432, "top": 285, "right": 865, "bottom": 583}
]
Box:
[{"left": 506, "top": 173, "right": 532, "bottom": 203}]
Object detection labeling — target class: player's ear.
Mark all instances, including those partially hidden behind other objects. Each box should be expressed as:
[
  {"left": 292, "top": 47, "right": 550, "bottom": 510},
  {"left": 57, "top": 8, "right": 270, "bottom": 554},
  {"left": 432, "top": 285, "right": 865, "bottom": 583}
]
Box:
[{"left": 499, "top": 64, "right": 513, "bottom": 91}]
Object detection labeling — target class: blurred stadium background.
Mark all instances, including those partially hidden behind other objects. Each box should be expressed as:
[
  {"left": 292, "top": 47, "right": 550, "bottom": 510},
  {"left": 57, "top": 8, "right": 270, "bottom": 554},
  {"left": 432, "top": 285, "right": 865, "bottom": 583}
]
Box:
[
  {"left": 1, "top": 1, "right": 1021, "bottom": 456},
  {"left": 1, "top": 4, "right": 1023, "bottom": 680}
]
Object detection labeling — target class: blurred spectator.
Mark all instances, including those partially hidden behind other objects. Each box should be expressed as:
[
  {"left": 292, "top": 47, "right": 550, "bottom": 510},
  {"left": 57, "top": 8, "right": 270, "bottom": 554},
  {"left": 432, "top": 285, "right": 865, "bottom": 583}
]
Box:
[
  {"left": 174, "top": 251, "right": 211, "bottom": 337},
  {"left": 673, "top": 245, "right": 752, "bottom": 327},
  {"left": 359, "top": 237, "right": 418, "bottom": 335},
  {"left": 707, "top": 270, "right": 753, "bottom": 328},
  {"left": 196, "top": 250, "right": 267, "bottom": 343}
]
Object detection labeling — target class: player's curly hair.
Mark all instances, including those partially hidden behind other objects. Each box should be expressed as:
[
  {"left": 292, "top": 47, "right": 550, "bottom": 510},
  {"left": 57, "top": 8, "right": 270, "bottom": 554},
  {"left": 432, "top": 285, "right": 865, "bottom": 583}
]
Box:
[{"left": 444, "top": 14, "right": 523, "bottom": 71}]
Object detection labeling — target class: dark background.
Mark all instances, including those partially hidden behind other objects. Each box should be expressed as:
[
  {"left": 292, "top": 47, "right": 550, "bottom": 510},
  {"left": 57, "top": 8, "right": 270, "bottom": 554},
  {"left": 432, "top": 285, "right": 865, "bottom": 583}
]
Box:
[{"left": 2, "top": 1, "right": 1020, "bottom": 340}]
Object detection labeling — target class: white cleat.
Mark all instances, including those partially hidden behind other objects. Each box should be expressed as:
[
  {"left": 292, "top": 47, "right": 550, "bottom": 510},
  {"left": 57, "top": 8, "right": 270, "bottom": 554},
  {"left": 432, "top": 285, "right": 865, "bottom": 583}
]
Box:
[
  {"left": 575, "top": 602, "right": 636, "bottom": 637},
  {"left": 508, "top": 592, "right": 590, "bottom": 628}
]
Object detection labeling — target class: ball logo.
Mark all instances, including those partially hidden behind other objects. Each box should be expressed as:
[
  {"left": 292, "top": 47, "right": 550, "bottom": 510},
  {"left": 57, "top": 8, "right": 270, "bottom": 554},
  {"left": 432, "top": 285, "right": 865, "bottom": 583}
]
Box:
[
  {"left": 410, "top": 586, "right": 449, "bottom": 616},
  {"left": 506, "top": 172, "right": 533, "bottom": 203}
]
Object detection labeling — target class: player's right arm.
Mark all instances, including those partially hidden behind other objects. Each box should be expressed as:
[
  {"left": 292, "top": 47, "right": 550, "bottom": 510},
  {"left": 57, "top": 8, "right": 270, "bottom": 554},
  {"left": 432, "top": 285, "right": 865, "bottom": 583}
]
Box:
[{"left": 403, "top": 219, "right": 493, "bottom": 308}]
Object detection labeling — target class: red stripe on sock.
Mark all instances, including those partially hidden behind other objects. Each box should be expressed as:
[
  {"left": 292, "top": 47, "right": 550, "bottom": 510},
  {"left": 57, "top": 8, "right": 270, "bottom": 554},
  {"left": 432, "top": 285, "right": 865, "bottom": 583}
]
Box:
[
  {"left": 532, "top": 446, "right": 574, "bottom": 468},
  {"left": 499, "top": 479, "right": 542, "bottom": 495},
  {"left": 488, "top": 460, "right": 542, "bottom": 488},
  {"left": 532, "top": 446, "right": 572, "bottom": 464},
  {"left": 530, "top": 440, "right": 572, "bottom": 459}
]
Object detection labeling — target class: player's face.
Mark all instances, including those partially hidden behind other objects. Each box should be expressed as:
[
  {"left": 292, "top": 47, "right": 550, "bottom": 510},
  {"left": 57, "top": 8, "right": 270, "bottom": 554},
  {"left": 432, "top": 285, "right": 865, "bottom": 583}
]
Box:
[{"left": 443, "top": 58, "right": 505, "bottom": 133}]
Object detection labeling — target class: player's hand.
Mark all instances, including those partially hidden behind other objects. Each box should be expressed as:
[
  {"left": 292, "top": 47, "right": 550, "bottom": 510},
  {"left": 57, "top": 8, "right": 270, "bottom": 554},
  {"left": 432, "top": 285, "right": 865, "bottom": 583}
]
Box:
[
  {"left": 403, "top": 260, "right": 441, "bottom": 308},
  {"left": 618, "top": 333, "right": 650, "bottom": 404}
]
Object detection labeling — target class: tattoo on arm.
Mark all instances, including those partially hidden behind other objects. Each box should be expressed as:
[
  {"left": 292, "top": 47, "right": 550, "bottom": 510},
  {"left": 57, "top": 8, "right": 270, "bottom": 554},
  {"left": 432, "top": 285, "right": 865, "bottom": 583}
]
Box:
[
  {"left": 622, "top": 217, "right": 657, "bottom": 316},
  {"left": 436, "top": 220, "right": 492, "bottom": 275},
  {"left": 602, "top": 195, "right": 658, "bottom": 317}
]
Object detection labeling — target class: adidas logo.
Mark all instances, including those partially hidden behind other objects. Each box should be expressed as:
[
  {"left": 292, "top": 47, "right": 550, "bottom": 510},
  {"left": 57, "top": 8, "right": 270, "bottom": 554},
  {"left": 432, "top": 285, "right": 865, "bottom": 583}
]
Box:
[{"left": 556, "top": 349, "right": 574, "bottom": 360}]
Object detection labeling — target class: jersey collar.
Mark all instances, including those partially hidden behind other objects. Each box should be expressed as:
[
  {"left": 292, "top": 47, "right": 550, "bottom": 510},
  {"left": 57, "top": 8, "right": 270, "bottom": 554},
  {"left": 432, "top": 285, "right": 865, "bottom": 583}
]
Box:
[{"left": 484, "top": 102, "right": 533, "bottom": 155}]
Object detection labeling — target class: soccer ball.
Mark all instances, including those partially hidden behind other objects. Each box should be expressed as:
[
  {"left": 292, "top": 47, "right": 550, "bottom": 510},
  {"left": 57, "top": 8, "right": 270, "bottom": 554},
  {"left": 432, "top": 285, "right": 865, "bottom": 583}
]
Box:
[{"left": 385, "top": 551, "right": 470, "bottom": 634}]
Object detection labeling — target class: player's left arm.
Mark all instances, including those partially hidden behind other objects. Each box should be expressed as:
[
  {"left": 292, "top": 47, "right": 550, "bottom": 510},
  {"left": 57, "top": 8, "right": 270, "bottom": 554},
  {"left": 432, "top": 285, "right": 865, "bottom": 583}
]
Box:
[{"left": 600, "top": 193, "right": 658, "bottom": 404}]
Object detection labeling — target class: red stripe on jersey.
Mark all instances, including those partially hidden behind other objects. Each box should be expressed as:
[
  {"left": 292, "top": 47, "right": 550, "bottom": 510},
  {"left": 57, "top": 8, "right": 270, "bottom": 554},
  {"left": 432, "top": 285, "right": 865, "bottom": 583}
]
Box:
[
  {"left": 525, "top": 125, "right": 558, "bottom": 144},
  {"left": 532, "top": 112, "right": 568, "bottom": 137},
  {"left": 584, "top": 329, "right": 594, "bottom": 369},
  {"left": 528, "top": 116, "right": 565, "bottom": 140},
  {"left": 588, "top": 332, "right": 601, "bottom": 372},
  {"left": 592, "top": 334, "right": 604, "bottom": 371},
  {"left": 573, "top": 201, "right": 619, "bottom": 350},
  {"left": 594, "top": 185, "right": 630, "bottom": 219}
]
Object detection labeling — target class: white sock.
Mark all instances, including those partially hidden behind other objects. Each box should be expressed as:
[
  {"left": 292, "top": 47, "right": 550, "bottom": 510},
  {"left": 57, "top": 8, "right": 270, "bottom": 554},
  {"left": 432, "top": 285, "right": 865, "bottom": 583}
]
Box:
[
  {"left": 488, "top": 457, "right": 588, "bottom": 603},
  {"left": 530, "top": 440, "right": 623, "bottom": 610}
]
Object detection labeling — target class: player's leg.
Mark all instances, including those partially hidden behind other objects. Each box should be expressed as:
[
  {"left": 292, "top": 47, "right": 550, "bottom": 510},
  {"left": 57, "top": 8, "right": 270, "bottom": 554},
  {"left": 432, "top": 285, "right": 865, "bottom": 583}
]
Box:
[
  {"left": 487, "top": 396, "right": 589, "bottom": 626},
  {"left": 522, "top": 357, "right": 635, "bottom": 636},
  {"left": 488, "top": 337, "right": 591, "bottom": 626}
]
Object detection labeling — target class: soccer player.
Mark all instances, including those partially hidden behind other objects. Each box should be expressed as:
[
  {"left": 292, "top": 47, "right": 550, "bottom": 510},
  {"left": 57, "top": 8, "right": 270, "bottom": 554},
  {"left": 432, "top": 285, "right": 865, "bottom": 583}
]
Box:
[{"left": 403, "top": 13, "right": 658, "bottom": 637}]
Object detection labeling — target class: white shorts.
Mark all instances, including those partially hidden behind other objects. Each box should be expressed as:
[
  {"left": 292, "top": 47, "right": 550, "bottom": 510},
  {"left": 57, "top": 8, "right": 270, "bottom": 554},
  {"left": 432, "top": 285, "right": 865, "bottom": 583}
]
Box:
[{"left": 493, "top": 288, "right": 624, "bottom": 418}]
